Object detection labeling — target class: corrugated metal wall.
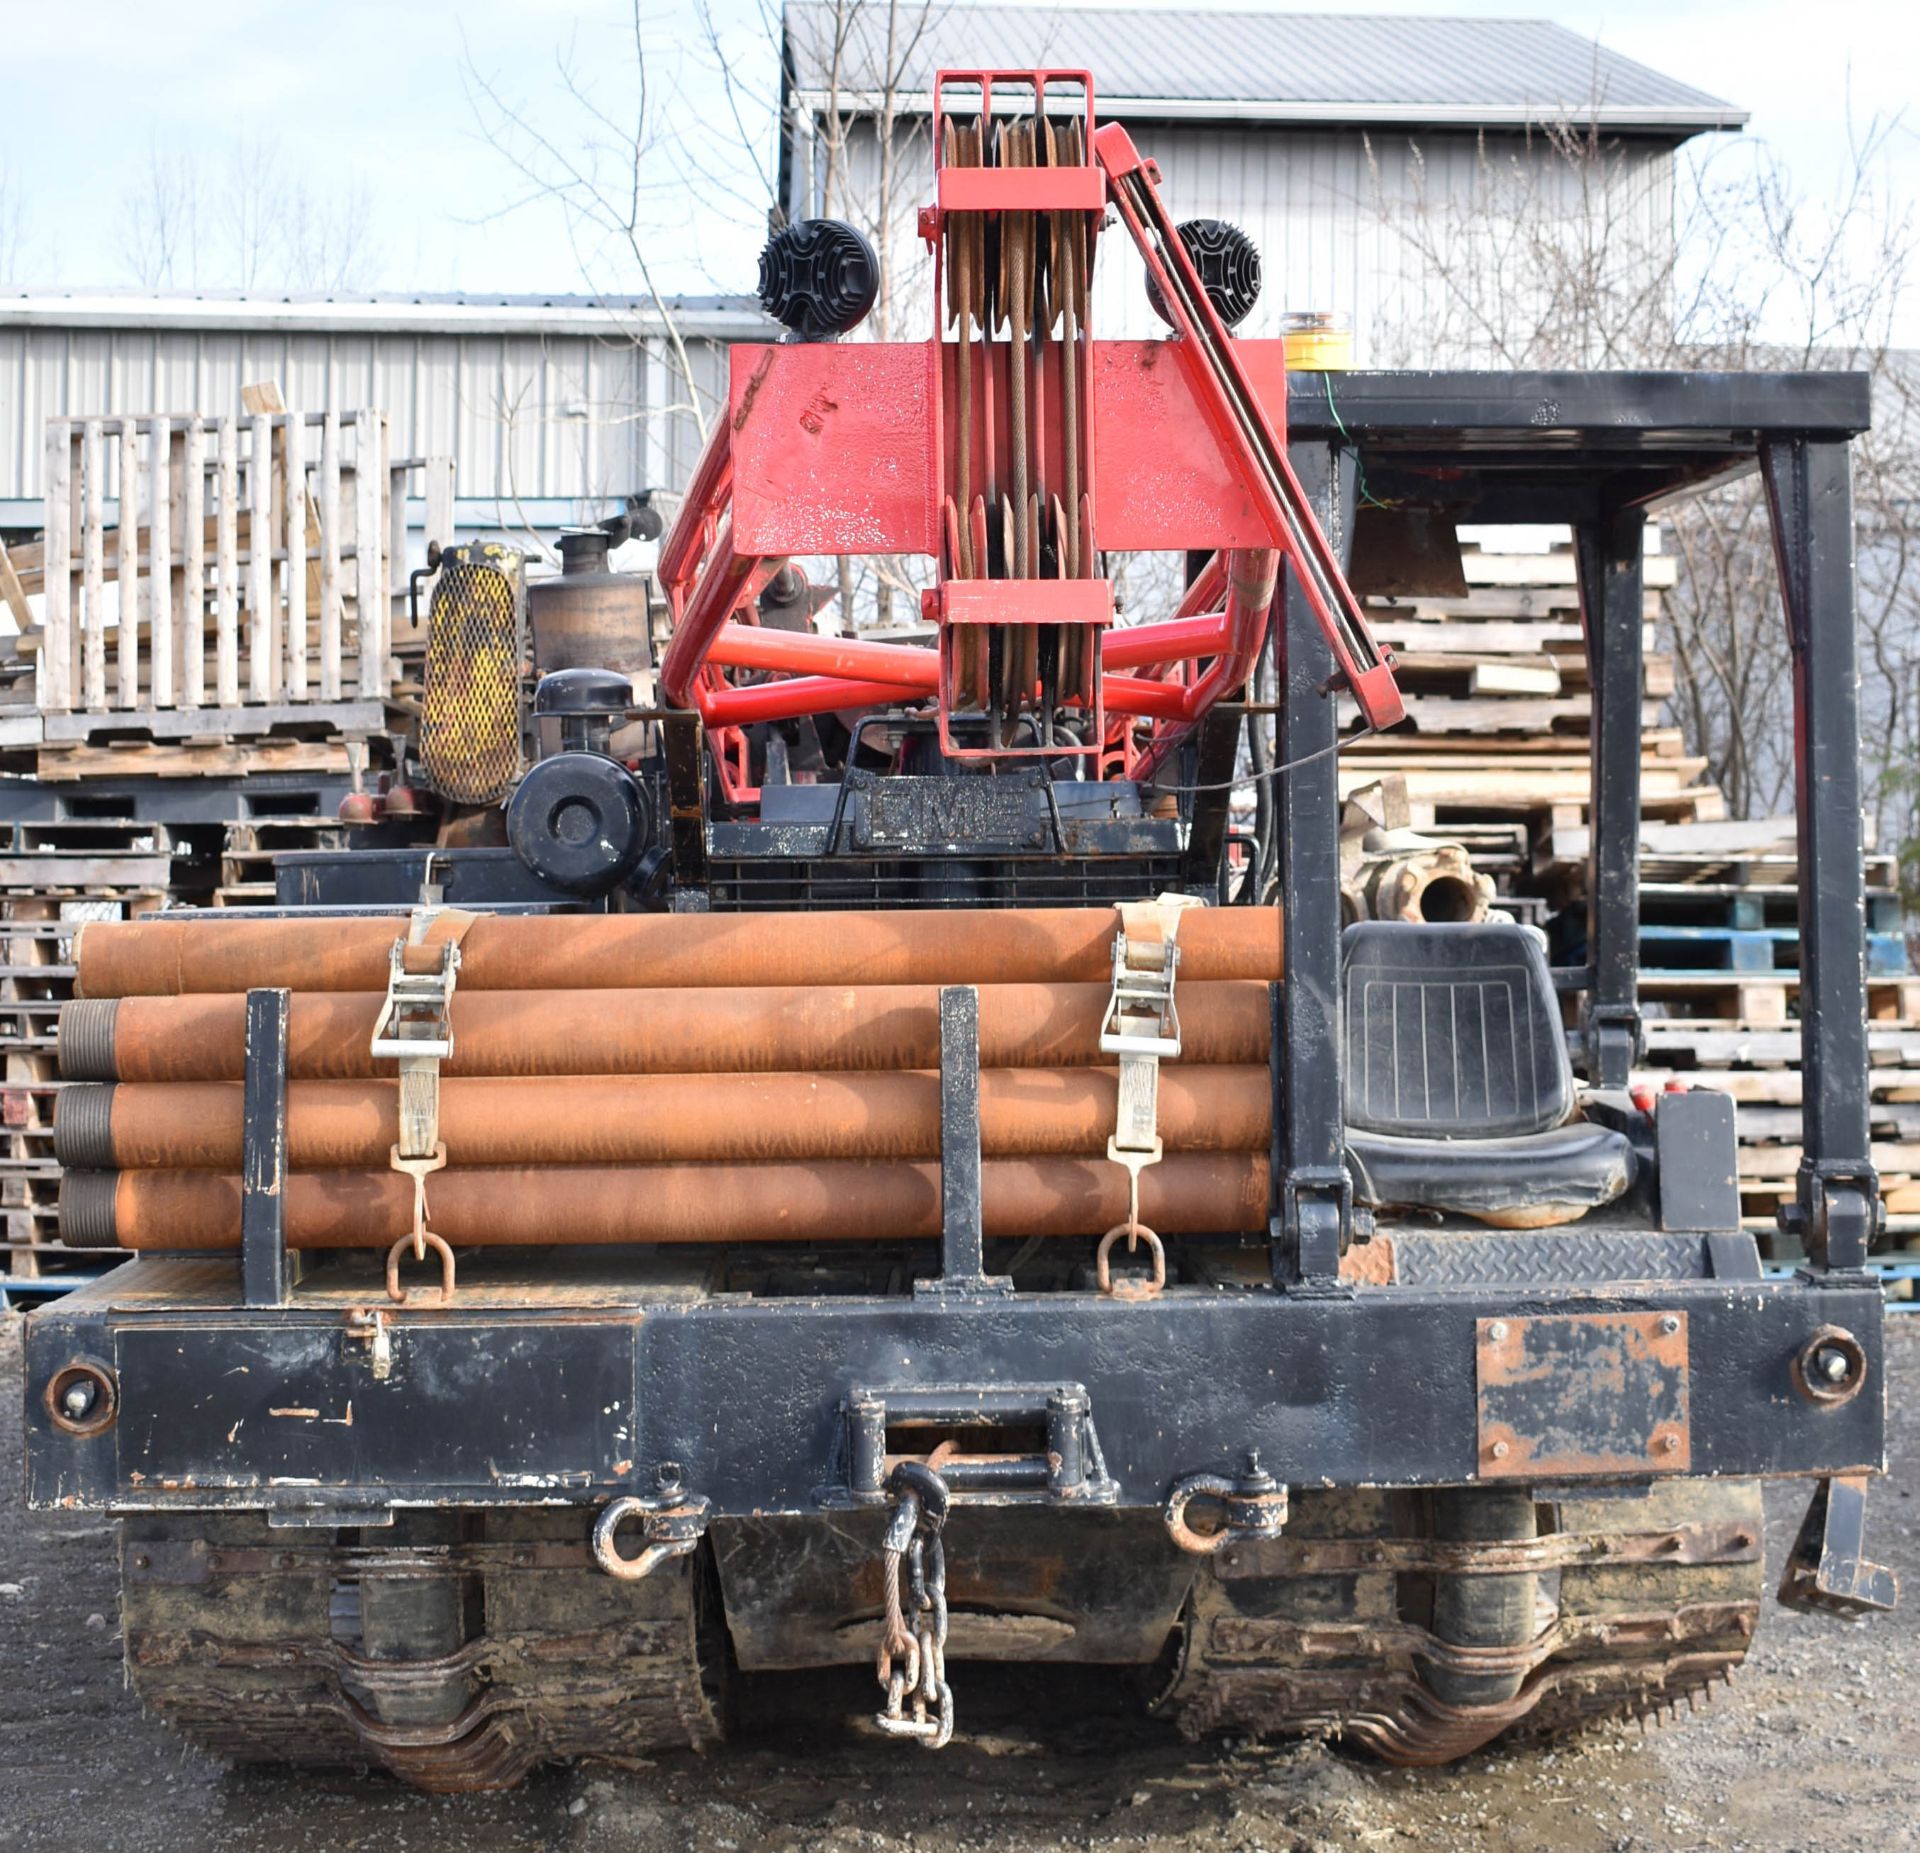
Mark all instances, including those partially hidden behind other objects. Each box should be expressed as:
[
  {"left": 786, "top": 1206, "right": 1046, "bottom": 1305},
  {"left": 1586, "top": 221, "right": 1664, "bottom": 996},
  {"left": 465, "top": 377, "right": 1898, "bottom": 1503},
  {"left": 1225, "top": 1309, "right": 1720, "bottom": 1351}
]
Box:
[
  {"left": 0, "top": 318, "right": 740, "bottom": 512},
  {"left": 3, "top": 122, "right": 1675, "bottom": 510},
  {"left": 801, "top": 120, "right": 1676, "bottom": 362}
]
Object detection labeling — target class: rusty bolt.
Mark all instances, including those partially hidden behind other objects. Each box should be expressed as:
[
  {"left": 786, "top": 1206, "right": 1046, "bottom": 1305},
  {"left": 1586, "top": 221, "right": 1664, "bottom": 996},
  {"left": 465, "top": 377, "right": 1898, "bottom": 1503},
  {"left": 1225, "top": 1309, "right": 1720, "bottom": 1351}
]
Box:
[
  {"left": 1661, "top": 1433, "right": 1681, "bottom": 1454},
  {"left": 1491, "top": 1440, "right": 1511, "bottom": 1460},
  {"left": 132, "top": 1554, "right": 151, "bottom": 1571},
  {"left": 1660, "top": 1316, "right": 1681, "bottom": 1336},
  {"left": 1488, "top": 1322, "right": 1510, "bottom": 1342}
]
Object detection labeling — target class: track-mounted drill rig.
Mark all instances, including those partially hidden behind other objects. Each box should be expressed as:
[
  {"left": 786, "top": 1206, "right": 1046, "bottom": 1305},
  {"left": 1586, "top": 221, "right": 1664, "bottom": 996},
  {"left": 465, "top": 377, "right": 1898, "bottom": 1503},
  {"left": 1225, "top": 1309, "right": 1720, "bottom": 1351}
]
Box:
[{"left": 26, "top": 71, "right": 1895, "bottom": 1789}]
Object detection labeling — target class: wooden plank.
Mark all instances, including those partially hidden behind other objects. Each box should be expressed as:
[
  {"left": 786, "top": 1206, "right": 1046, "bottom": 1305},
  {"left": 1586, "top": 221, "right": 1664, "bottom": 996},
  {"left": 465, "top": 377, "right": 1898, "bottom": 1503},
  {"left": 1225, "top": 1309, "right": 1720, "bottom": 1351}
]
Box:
[
  {"left": 1467, "top": 660, "right": 1562, "bottom": 696},
  {"left": 1383, "top": 694, "right": 1663, "bottom": 735},
  {"left": 319, "top": 412, "right": 342, "bottom": 701},
  {"left": 0, "top": 539, "right": 29, "bottom": 634},
  {"left": 386, "top": 443, "right": 405, "bottom": 655},
  {"left": 0, "top": 855, "right": 172, "bottom": 889},
  {"left": 284, "top": 410, "right": 308, "bottom": 699},
  {"left": 81, "top": 422, "right": 105, "bottom": 713},
  {"left": 116, "top": 422, "right": 140, "bottom": 709},
  {"left": 39, "top": 424, "right": 72, "bottom": 714},
  {"left": 356, "top": 409, "right": 385, "bottom": 697},
  {"left": 147, "top": 418, "right": 173, "bottom": 711},
  {"left": 423, "top": 455, "right": 456, "bottom": 556},
  {"left": 36, "top": 737, "right": 355, "bottom": 783},
  {"left": 1362, "top": 587, "right": 1661, "bottom": 622},
  {"left": 215, "top": 419, "right": 240, "bottom": 706},
  {"left": 181, "top": 421, "right": 206, "bottom": 709},
  {"left": 242, "top": 384, "right": 327, "bottom": 672},
  {"left": 248, "top": 413, "right": 274, "bottom": 701},
  {"left": 1462, "top": 549, "right": 1677, "bottom": 589},
  {"left": 40, "top": 697, "right": 386, "bottom": 744},
  {"left": 1739, "top": 1141, "right": 1920, "bottom": 1182}
]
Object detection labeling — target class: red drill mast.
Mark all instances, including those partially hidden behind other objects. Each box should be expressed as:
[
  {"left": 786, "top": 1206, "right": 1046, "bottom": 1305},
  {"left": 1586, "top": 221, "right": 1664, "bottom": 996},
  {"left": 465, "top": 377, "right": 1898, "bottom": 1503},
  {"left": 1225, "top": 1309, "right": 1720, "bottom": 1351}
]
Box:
[{"left": 658, "top": 70, "right": 1402, "bottom": 798}]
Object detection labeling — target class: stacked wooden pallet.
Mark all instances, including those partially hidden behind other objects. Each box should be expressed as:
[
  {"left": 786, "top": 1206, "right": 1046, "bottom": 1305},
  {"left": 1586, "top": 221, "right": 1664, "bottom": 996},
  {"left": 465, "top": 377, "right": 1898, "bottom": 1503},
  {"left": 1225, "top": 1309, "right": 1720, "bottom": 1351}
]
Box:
[
  {"left": 213, "top": 814, "right": 351, "bottom": 907},
  {"left": 0, "top": 822, "right": 176, "bottom": 1288},
  {"left": 1624, "top": 844, "right": 1920, "bottom": 1248},
  {"left": 0, "top": 386, "right": 458, "bottom": 788},
  {"left": 1342, "top": 532, "right": 1917, "bottom": 1265},
  {"left": 1340, "top": 535, "right": 1720, "bottom": 830}
]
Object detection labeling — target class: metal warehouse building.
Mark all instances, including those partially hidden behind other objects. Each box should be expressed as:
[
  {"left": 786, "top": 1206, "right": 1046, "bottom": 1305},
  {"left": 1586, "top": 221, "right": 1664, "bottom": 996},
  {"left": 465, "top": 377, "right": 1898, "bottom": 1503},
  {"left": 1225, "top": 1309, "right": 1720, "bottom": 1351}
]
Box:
[
  {"left": 1, "top": 8, "right": 1743, "bottom": 543},
  {"left": 0, "top": 293, "right": 764, "bottom": 542},
  {"left": 779, "top": 5, "right": 1745, "bottom": 354}
]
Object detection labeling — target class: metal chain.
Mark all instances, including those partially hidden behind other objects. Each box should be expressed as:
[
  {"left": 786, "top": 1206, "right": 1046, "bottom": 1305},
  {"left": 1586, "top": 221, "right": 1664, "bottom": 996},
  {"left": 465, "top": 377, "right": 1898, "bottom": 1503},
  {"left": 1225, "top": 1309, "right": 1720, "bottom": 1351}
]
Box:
[{"left": 874, "top": 1463, "right": 954, "bottom": 1748}]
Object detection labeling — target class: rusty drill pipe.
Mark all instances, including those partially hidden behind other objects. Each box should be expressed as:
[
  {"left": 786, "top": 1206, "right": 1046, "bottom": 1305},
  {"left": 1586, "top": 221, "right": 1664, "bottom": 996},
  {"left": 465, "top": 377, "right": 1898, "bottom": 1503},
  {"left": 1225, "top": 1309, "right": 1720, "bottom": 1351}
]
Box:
[
  {"left": 73, "top": 905, "right": 1283, "bottom": 998},
  {"left": 59, "top": 981, "right": 1272, "bottom": 1083},
  {"left": 55, "top": 1067, "right": 1273, "bottom": 1171},
  {"left": 59, "top": 1155, "right": 1270, "bottom": 1251}
]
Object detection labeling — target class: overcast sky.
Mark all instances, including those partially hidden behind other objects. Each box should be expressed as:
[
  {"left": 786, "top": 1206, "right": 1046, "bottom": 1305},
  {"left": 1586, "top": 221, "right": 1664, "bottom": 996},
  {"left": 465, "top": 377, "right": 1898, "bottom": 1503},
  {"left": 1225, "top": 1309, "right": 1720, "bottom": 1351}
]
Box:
[{"left": 2, "top": 0, "right": 1914, "bottom": 327}]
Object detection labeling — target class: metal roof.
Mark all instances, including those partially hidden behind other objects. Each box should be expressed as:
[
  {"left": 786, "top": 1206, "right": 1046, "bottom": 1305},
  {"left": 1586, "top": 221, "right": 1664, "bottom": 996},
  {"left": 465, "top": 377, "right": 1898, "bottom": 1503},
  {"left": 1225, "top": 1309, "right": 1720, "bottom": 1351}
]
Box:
[
  {"left": 783, "top": 5, "right": 1747, "bottom": 134},
  {"left": 0, "top": 291, "right": 770, "bottom": 338}
]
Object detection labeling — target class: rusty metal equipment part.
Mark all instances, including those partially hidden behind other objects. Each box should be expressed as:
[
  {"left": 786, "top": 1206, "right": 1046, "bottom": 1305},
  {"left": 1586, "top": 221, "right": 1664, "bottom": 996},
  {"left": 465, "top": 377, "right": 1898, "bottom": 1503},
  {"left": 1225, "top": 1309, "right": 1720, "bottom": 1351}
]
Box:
[
  {"left": 112, "top": 1481, "right": 1767, "bottom": 1788},
  {"left": 73, "top": 905, "right": 1283, "bottom": 998},
  {"left": 1353, "top": 842, "right": 1496, "bottom": 926},
  {"left": 1776, "top": 1472, "right": 1898, "bottom": 1617},
  {"left": 1095, "top": 1221, "right": 1167, "bottom": 1301},
  {"left": 61, "top": 1152, "right": 1271, "bottom": 1250},
  {"left": 1157, "top": 1478, "right": 1767, "bottom": 1765},
  {"left": 417, "top": 542, "right": 529, "bottom": 806},
  {"left": 61, "top": 981, "right": 1272, "bottom": 1083},
  {"left": 45, "top": 1358, "right": 117, "bottom": 1437},
  {"left": 873, "top": 1461, "right": 955, "bottom": 1748},
  {"left": 527, "top": 527, "right": 653, "bottom": 679},
  {"left": 386, "top": 1228, "right": 456, "bottom": 1307},
  {"left": 593, "top": 1475, "right": 713, "bottom": 1584},
  {"left": 120, "top": 1510, "right": 726, "bottom": 1791},
  {"left": 1339, "top": 778, "right": 1495, "bottom": 925},
  {"left": 1162, "top": 1460, "right": 1288, "bottom": 1556},
  {"left": 56, "top": 1066, "right": 1273, "bottom": 1170},
  {"left": 1789, "top": 1323, "right": 1869, "bottom": 1408}
]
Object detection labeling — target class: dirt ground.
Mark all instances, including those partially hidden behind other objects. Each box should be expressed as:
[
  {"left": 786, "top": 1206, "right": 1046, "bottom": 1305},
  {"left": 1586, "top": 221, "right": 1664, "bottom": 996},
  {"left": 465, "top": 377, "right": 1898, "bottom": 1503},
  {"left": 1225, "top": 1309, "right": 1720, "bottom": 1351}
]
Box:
[{"left": 2, "top": 1314, "right": 1916, "bottom": 1853}]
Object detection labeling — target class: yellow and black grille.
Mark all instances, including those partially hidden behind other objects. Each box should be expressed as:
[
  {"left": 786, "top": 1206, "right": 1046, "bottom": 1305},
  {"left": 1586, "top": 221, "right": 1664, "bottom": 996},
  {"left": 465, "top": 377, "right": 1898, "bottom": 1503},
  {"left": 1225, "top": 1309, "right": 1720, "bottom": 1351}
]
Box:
[{"left": 419, "top": 543, "right": 528, "bottom": 805}]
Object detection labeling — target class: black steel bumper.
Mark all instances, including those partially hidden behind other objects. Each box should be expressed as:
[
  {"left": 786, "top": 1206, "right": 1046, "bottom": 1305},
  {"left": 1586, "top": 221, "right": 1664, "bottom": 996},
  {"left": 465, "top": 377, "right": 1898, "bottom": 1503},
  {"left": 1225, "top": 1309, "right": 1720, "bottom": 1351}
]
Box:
[{"left": 25, "top": 1258, "right": 1886, "bottom": 1520}]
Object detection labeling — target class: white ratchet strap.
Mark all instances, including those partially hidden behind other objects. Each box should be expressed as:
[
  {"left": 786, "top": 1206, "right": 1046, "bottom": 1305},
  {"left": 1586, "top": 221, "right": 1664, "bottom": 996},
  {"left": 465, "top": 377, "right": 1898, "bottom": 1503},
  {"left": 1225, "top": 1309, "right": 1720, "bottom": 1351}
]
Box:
[
  {"left": 1099, "top": 896, "right": 1198, "bottom": 1232},
  {"left": 370, "top": 907, "right": 474, "bottom": 1248}
]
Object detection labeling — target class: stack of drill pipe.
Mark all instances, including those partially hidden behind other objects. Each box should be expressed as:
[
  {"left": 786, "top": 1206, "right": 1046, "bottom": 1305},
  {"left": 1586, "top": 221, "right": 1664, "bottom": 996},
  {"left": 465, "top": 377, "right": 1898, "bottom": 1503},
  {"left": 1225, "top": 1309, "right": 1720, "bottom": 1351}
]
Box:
[{"left": 55, "top": 906, "right": 1282, "bottom": 1254}]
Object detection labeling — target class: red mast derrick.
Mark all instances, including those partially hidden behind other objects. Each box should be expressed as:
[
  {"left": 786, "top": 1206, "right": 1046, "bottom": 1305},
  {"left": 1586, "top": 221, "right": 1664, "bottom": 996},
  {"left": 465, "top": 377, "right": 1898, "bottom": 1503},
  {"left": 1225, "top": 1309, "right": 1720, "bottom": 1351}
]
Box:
[{"left": 658, "top": 70, "right": 1402, "bottom": 798}]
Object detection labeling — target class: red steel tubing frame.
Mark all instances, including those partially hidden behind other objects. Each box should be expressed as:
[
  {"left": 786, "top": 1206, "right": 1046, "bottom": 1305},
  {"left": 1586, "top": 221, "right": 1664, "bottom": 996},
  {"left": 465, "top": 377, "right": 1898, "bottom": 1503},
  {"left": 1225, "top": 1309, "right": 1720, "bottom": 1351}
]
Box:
[{"left": 654, "top": 73, "right": 1380, "bottom": 783}]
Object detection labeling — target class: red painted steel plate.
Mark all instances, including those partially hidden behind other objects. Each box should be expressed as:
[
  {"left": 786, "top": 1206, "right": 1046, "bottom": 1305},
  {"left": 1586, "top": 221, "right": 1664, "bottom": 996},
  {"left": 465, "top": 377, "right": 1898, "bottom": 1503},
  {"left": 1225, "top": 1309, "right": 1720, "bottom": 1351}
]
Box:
[
  {"left": 727, "top": 338, "right": 1291, "bottom": 559},
  {"left": 1090, "top": 340, "right": 1291, "bottom": 551},
  {"left": 729, "top": 344, "right": 939, "bottom": 557},
  {"left": 940, "top": 579, "right": 1114, "bottom": 625},
  {"left": 939, "top": 167, "right": 1108, "bottom": 212},
  {"left": 1477, "top": 1311, "right": 1691, "bottom": 1478}
]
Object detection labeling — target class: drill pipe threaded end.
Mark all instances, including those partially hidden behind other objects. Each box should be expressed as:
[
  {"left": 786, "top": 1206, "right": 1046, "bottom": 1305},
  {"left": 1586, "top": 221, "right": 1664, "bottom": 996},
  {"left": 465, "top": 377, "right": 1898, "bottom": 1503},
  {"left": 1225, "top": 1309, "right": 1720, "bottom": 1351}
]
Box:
[
  {"left": 58, "top": 1170, "right": 121, "bottom": 1248},
  {"left": 52, "top": 1084, "right": 116, "bottom": 1169},
  {"left": 58, "top": 999, "right": 120, "bottom": 1081}
]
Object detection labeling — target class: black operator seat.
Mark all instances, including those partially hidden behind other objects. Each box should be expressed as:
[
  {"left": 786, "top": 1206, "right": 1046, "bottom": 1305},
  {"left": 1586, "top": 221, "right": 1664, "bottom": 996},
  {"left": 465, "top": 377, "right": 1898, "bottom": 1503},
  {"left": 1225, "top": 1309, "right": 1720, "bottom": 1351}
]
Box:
[{"left": 1342, "top": 922, "right": 1634, "bottom": 1228}]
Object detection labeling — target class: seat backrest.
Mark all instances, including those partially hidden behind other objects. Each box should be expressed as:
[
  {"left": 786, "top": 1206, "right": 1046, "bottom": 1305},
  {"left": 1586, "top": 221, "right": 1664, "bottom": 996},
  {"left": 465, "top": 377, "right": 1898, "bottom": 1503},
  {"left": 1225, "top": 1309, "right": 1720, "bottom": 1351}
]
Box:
[{"left": 1342, "top": 921, "right": 1572, "bottom": 1139}]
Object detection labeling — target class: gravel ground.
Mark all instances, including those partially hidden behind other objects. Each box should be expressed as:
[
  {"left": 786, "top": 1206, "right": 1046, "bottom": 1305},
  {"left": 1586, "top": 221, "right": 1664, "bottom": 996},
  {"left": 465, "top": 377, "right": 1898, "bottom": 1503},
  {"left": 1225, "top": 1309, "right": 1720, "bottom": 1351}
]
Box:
[{"left": 3, "top": 1314, "right": 1916, "bottom": 1853}]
